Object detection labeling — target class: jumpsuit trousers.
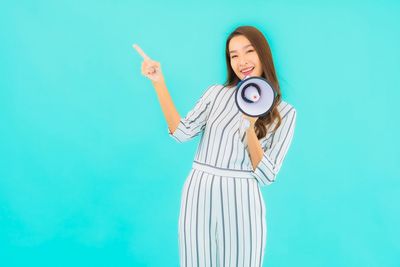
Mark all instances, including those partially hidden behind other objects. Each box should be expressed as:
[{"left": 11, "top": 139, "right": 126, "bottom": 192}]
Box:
[{"left": 178, "top": 161, "right": 267, "bottom": 267}]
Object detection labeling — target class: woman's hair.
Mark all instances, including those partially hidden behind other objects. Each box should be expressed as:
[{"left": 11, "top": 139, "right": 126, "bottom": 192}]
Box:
[{"left": 223, "top": 25, "right": 282, "bottom": 140}]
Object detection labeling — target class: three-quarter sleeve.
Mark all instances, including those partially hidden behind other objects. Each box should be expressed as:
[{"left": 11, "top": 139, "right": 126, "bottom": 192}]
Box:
[
  {"left": 252, "top": 107, "right": 297, "bottom": 186},
  {"left": 168, "top": 84, "right": 217, "bottom": 143}
]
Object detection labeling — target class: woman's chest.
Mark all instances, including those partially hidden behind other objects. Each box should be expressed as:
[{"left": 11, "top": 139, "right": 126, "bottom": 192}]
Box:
[{"left": 206, "top": 88, "right": 275, "bottom": 146}]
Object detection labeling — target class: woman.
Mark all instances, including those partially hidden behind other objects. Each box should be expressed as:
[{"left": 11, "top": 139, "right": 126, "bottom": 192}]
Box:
[{"left": 134, "top": 25, "right": 297, "bottom": 267}]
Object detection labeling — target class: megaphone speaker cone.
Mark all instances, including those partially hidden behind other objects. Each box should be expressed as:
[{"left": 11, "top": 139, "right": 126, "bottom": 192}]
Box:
[{"left": 235, "top": 76, "right": 276, "bottom": 117}]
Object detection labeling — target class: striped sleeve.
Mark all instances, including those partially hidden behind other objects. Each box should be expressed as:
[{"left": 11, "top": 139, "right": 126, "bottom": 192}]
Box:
[
  {"left": 168, "top": 84, "right": 216, "bottom": 143},
  {"left": 252, "top": 107, "right": 297, "bottom": 186}
]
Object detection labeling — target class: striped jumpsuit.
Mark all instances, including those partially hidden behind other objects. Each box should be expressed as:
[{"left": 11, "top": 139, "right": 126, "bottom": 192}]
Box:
[{"left": 167, "top": 84, "right": 297, "bottom": 267}]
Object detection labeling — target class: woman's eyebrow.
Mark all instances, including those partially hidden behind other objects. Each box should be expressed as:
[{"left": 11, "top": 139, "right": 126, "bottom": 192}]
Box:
[{"left": 229, "top": 44, "right": 253, "bottom": 54}]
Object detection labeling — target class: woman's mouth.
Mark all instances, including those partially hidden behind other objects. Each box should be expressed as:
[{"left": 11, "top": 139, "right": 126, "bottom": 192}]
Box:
[{"left": 241, "top": 67, "right": 254, "bottom": 76}]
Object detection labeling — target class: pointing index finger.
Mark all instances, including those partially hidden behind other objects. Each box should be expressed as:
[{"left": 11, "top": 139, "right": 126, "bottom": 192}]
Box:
[{"left": 132, "top": 44, "right": 151, "bottom": 60}]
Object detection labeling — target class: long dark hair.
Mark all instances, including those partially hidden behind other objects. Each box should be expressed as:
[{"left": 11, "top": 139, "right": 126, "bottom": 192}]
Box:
[{"left": 223, "top": 25, "right": 282, "bottom": 139}]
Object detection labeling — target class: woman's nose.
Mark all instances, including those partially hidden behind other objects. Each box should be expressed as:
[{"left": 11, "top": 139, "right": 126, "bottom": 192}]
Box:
[
  {"left": 239, "top": 62, "right": 249, "bottom": 68},
  {"left": 238, "top": 57, "right": 249, "bottom": 66}
]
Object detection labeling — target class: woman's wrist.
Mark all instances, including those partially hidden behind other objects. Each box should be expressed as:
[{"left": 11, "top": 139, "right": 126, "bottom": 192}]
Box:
[{"left": 152, "top": 78, "right": 166, "bottom": 91}]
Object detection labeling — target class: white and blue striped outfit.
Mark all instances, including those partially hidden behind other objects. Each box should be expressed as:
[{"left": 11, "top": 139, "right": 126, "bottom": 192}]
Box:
[{"left": 168, "top": 84, "right": 297, "bottom": 267}]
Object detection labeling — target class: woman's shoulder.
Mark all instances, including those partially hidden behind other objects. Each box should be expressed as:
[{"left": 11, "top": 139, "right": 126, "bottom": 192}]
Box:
[
  {"left": 264, "top": 100, "right": 296, "bottom": 137},
  {"left": 204, "top": 83, "right": 226, "bottom": 92},
  {"left": 203, "top": 83, "right": 230, "bottom": 97},
  {"left": 277, "top": 100, "right": 296, "bottom": 117},
  {"left": 210, "top": 83, "right": 231, "bottom": 90}
]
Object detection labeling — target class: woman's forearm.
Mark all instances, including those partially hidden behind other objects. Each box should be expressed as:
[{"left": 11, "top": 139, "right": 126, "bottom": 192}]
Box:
[
  {"left": 152, "top": 79, "right": 181, "bottom": 134},
  {"left": 246, "top": 126, "right": 264, "bottom": 170}
]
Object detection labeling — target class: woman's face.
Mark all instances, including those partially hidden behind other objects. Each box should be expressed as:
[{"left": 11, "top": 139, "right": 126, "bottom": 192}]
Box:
[{"left": 228, "top": 35, "right": 263, "bottom": 80}]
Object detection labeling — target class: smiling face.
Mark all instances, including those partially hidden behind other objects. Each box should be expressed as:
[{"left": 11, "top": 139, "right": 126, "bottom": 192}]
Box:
[{"left": 228, "top": 35, "right": 263, "bottom": 80}]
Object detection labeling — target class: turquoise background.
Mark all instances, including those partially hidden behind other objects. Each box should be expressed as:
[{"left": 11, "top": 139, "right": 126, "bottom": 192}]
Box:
[{"left": 1, "top": 0, "right": 399, "bottom": 266}]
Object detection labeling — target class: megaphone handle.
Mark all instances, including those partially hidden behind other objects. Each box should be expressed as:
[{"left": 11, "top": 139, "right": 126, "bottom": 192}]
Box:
[{"left": 243, "top": 117, "right": 251, "bottom": 130}]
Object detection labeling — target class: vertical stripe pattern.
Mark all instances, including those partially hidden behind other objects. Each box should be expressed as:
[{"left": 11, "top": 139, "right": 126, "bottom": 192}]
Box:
[
  {"left": 178, "top": 169, "right": 266, "bottom": 267},
  {"left": 168, "top": 84, "right": 297, "bottom": 188},
  {"left": 171, "top": 84, "right": 296, "bottom": 266}
]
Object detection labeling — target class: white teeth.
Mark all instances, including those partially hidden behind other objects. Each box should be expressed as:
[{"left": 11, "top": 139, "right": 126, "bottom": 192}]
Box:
[{"left": 241, "top": 67, "right": 254, "bottom": 72}]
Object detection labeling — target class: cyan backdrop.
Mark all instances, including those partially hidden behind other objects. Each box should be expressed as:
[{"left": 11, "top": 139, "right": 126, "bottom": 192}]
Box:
[{"left": 1, "top": 0, "right": 399, "bottom": 266}]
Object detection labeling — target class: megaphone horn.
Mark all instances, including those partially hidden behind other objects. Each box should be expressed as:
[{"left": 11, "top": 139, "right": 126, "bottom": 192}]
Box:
[{"left": 235, "top": 75, "right": 277, "bottom": 117}]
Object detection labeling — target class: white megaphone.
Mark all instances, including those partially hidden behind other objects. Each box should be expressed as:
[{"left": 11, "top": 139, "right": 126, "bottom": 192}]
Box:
[{"left": 235, "top": 75, "right": 277, "bottom": 117}]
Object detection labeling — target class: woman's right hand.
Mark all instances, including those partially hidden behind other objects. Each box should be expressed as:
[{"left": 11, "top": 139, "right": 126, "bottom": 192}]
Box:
[{"left": 133, "top": 44, "right": 165, "bottom": 84}]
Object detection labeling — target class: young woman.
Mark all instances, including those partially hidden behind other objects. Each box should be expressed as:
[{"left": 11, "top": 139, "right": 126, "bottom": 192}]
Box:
[{"left": 134, "top": 25, "right": 297, "bottom": 267}]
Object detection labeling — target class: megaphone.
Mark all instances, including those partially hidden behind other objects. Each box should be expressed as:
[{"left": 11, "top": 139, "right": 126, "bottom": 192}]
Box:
[{"left": 235, "top": 75, "right": 277, "bottom": 117}]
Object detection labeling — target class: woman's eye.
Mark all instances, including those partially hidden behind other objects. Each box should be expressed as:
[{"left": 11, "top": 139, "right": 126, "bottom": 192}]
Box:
[{"left": 231, "top": 50, "right": 253, "bottom": 59}]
